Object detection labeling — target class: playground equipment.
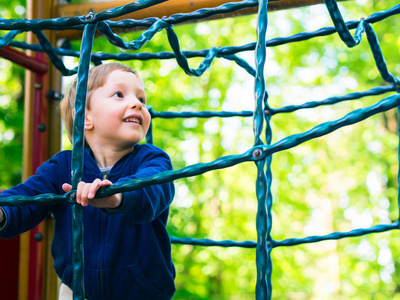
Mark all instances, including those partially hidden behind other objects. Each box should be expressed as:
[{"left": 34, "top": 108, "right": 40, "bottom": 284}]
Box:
[{"left": 0, "top": 0, "right": 399, "bottom": 299}]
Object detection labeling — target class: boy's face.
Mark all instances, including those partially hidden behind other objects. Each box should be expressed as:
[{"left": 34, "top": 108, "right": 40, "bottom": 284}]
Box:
[{"left": 85, "top": 70, "right": 151, "bottom": 149}]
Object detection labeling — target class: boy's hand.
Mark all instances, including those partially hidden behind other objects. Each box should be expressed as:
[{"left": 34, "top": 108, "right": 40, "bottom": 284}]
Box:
[{"left": 62, "top": 179, "right": 122, "bottom": 208}]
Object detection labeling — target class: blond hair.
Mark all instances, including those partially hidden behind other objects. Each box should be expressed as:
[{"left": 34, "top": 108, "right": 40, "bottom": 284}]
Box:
[{"left": 60, "top": 62, "right": 138, "bottom": 142}]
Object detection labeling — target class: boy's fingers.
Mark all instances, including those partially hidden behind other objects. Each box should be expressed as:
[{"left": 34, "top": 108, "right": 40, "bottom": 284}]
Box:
[
  {"left": 77, "top": 181, "right": 86, "bottom": 204},
  {"left": 62, "top": 183, "right": 72, "bottom": 193},
  {"left": 81, "top": 183, "right": 93, "bottom": 206},
  {"left": 75, "top": 179, "right": 114, "bottom": 207},
  {"left": 99, "top": 179, "right": 113, "bottom": 186},
  {"left": 88, "top": 179, "right": 102, "bottom": 199}
]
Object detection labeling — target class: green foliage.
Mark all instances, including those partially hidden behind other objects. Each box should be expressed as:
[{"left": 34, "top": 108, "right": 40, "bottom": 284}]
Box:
[
  {"left": 1, "top": 0, "right": 400, "bottom": 298},
  {"left": 0, "top": 0, "right": 25, "bottom": 189}
]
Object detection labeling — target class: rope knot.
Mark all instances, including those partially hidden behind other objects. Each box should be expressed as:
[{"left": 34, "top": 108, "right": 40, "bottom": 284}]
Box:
[
  {"left": 83, "top": 12, "right": 95, "bottom": 23},
  {"left": 252, "top": 148, "right": 263, "bottom": 159}
]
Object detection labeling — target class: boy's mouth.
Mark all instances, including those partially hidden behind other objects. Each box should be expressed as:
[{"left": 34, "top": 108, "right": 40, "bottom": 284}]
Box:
[{"left": 123, "top": 115, "right": 142, "bottom": 125}]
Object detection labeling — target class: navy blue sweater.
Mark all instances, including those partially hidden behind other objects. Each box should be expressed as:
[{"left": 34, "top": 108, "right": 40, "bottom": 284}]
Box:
[{"left": 0, "top": 144, "right": 175, "bottom": 299}]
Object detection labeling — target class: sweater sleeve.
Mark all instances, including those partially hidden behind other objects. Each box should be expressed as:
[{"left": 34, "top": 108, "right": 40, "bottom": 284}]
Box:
[
  {"left": 0, "top": 152, "right": 66, "bottom": 239},
  {"left": 101, "top": 146, "right": 175, "bottom": 223}
]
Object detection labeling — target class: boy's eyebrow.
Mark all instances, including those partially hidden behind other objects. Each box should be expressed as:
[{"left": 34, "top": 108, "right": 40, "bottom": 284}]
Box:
[
  {"left": 111, "top": 82, "right": 146, "bottom": 97},
  {"left": 112, "top": 82, "right": 129, "bottom": 88},
  {"left": 113, "top": 81, "right": 143, "bottom": 89}
]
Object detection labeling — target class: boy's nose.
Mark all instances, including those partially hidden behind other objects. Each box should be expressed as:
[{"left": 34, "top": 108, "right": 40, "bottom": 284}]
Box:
[{"left": 128, "top": 97, "right": 142, "bottom": 109}]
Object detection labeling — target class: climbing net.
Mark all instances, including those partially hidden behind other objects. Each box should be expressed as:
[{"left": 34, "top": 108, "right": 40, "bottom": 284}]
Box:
[{"left": 0, "top": 0, "right": 400, "bottom": 299}]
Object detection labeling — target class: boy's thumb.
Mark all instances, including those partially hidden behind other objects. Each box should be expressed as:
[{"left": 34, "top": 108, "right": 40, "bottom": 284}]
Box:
[{"left": 62, "top": 183, "right": 72, "bottom": 193}]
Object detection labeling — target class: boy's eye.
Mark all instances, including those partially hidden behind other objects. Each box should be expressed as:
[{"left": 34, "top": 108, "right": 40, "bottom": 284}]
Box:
[
  {"left": 139, "top": 98, "right": 146, "bottom": 104},
  {"left": 112, "top": 92, "right": 123, "bottom": 98}
]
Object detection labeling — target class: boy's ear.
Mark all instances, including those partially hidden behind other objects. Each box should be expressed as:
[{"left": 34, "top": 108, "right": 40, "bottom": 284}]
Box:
[
  {"left": 84, "top": 114, "right": 94, "bottom": 130},
  {"left": 73, "top": 107, "right": 93, "bottom": 130}
]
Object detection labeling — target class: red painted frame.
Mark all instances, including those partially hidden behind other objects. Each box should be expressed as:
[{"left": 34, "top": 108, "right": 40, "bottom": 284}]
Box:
[{"left": 0, "top": 46, "right": 49, "bottom": 300}]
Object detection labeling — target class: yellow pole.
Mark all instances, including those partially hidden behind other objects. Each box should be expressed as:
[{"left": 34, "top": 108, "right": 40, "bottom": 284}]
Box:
[
  {"left": 21, "top": 0, "right": 60, "bottom": 299},
  {"left": 43, "top": 1, "right": 63, "bottom": 299}
]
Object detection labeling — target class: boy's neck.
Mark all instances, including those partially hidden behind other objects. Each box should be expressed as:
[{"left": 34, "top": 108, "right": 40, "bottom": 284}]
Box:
[{"left": 89, "top": 144, "right": 134, "bottom": 168}]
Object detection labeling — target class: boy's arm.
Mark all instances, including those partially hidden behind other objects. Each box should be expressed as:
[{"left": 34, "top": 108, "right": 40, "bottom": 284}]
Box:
[
  {"left": 102, "top": 147, "right": 175, "bottom": 223},
  {"left": 0, "top": 152, "right": 65, "bottom": 238}
]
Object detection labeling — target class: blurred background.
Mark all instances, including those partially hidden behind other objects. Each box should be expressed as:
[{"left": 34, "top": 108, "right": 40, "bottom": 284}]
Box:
[{"left": 0, "top": 0, "right": 400, "bottom": 299}]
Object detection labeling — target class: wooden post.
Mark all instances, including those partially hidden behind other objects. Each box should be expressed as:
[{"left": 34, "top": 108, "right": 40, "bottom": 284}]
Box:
[{"left": 20, "top": 0, "right": 61, "bottom": 299}]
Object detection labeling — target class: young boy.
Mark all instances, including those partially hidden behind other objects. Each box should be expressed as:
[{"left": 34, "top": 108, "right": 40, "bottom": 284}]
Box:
[{"left": 0, "top": 62, "right": 176, "bottom": 299}]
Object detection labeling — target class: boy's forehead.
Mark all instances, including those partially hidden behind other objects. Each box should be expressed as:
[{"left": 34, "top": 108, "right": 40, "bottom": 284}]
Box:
[{"left": 106, "top": 70, "right": 143, "bottom": 86}]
